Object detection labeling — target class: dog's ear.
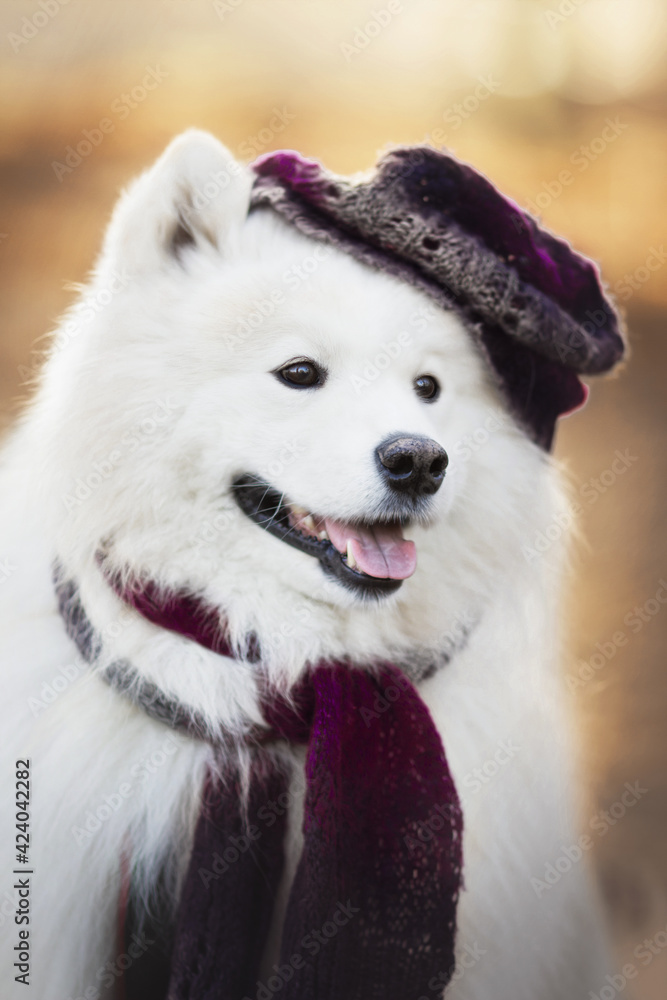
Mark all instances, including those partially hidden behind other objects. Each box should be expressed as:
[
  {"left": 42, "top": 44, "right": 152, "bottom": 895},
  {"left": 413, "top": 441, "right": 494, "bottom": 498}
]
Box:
[{"left": 99, "top": 129, "right": 252, "bottom": 274}]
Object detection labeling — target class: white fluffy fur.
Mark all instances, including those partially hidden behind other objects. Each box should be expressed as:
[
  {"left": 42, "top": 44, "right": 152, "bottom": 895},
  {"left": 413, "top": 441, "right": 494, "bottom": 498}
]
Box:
[{"left": 0, "top": 131, "right": 611, "bottom": 998}]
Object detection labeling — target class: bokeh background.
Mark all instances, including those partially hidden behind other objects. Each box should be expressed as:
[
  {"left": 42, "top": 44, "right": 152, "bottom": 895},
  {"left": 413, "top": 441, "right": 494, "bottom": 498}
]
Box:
[{"left": 0, "top": 0, "right": 665, "bottom": 994}]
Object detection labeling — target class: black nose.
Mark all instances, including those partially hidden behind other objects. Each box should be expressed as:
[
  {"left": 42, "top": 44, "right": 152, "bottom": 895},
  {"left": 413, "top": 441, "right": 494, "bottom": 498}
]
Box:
[{"left": 375, "top": 434, "right": 448, "bottom": 497}]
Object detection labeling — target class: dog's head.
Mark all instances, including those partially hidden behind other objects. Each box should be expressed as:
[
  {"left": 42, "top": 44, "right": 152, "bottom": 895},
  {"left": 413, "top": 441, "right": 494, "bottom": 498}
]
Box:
[{"left": 36, "top": 131, "right": 554, "bottom": 663}]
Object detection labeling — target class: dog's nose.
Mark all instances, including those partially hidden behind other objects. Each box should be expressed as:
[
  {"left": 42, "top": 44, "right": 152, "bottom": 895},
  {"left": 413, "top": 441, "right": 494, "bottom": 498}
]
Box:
[{"left": 375, "top": 434, "right": 448, "bottom": 497}]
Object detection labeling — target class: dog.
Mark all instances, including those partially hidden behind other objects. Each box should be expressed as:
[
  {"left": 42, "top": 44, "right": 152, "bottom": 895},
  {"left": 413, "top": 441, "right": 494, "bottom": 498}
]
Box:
[{"left": 0, "top": 130, "right": 624, "bottom": 999}]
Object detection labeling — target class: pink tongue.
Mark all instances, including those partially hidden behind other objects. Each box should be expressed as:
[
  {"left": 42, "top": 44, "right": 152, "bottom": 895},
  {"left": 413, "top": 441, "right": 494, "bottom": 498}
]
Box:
[{"left": 323, "top": 518, "right": 417, "bottom": 580}]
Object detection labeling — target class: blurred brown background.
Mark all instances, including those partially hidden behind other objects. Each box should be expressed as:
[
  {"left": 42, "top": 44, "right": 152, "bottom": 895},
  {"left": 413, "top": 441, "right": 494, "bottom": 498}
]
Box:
[{"left": 0, "top": 0, "right": 665, "bottom": 994}]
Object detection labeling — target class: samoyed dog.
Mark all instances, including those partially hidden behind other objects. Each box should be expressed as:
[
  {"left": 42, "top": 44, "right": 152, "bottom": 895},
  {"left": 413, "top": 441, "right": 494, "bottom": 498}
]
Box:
[{"left": 0, "top": 131, "right": 619, "bottom": 999}]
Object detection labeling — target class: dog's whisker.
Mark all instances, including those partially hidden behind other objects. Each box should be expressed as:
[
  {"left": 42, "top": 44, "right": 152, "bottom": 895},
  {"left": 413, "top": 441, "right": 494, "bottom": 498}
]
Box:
[
  {"left": 231, "top": 482, "right": 272, "bottom": 489},
  {"left": 255, "top": 503, "right": 285, "bottom": 520},
  {"left": 265, "top": 492, "right": 286, "bottom": 530}
]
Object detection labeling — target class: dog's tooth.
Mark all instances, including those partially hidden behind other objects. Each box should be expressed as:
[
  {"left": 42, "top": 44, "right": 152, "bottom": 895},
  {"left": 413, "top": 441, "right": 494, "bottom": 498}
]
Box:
[
  {"left": 302, "top": 514, "right": 316, "bottom": 532},
  {"left": 318, "top": 529, "right": 329, "bottom": 541},
  {"left": 346, "top": 540, "right": 357, "bottom": 569},
  {"left": 290, "top": 504, "right": 308, "bottom": 520}
]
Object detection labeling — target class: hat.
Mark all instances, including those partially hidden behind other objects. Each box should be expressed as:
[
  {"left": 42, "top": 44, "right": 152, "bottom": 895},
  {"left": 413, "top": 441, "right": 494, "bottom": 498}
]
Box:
[{"left": 250, "top": 145, "right": 625, "bottom": 450}]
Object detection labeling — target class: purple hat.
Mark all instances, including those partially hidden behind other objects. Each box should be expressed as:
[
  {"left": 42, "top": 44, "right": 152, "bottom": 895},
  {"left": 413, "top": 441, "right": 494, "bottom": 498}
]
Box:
[{"left": 250, "top": 146, "right": 625, "bottom": 450}]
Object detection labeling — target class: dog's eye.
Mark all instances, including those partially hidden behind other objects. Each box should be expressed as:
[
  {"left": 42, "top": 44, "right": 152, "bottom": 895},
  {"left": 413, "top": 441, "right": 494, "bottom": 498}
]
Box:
[
  {"left": 275, "top": 360, "right": 324, "bottom": 389},
  {"left": 414, "top": 374, "right": 440, "bottom": 402}
]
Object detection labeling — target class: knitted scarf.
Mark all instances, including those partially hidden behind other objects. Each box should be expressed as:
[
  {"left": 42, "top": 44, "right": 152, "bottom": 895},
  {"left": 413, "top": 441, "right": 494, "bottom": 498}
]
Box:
[{"left": 55, "top": 566, "right": 463, "bottom": 1000}]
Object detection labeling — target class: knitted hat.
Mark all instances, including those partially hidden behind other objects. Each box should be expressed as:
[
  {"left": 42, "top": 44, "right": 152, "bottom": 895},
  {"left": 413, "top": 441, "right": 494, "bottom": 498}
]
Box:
[{"left": 250, "top": 145, "right": 625, "bottom": 450}]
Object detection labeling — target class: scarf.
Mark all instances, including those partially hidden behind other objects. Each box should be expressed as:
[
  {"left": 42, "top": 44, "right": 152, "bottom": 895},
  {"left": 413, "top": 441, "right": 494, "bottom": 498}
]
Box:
[{"left": 55, "top": 565, "right": 464, "bottom": 1000}]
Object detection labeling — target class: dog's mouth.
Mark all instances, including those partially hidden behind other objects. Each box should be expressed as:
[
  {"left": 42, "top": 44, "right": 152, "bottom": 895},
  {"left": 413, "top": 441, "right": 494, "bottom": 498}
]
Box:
[{"left": 232, "top": 474, "right": 416, "bottom": 596}]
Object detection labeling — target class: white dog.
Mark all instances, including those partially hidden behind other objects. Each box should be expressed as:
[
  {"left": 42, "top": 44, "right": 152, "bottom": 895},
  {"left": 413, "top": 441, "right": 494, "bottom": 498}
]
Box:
[{"left": 0, "top": 131, "right": 622, "bottom": 1000}]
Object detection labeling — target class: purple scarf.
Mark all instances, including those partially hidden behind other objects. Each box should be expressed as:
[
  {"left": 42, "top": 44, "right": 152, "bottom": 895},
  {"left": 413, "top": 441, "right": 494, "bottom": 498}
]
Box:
[{"left": 73, "top": 566, "right": 464, "bottom": 1000}]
